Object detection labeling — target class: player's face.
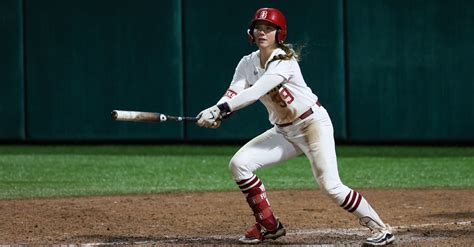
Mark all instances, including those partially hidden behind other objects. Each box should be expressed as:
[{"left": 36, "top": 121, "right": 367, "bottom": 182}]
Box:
[{"left": 253, "top": 21, "right": 278, "bottom": 50}]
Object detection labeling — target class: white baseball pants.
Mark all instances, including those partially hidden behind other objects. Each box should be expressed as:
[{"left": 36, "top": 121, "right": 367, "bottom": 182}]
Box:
[{"left": 229, "top": 104, "right": 386, "bottom": 229}]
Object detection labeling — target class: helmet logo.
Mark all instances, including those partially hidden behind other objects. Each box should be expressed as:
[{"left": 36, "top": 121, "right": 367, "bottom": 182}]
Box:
[{"left": 259, "top": 10, "right": 268, "bottom": 19}]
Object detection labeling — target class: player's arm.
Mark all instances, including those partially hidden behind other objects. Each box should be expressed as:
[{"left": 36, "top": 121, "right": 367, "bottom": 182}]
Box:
[
  {"left": 216, "top": 57, "right": 249, "bottom": 105},
  {"left": 218, "top": 59, "right": 289, "bottom": 113},
  {"left": 216, "top": 80, "right": 246, "bottom": 105},
  {"left": 196, "top": 74, "right": 284, "bottom": 128},
  {"left": 218, "top": 74, "right": 285, "bottom": 112},
  {"left": 197, "top": 74, "right": 283, "bottom": 128}
]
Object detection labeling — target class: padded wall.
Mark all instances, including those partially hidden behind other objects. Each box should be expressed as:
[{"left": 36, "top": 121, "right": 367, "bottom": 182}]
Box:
[
  {"left": 183, "top": 0, "right": 346, "bottom": 140},
  {"left": 0, "top": 0, "right": 25, "bottom": 140},
  {"left": 2, "top": 0, "right": 472, "bottom": 143},
  {"left": 24, "top": 0, "right": 183, "bottom": 141},
  {"left": 346, "top": 0, "right": 474, "bottom": 141}
]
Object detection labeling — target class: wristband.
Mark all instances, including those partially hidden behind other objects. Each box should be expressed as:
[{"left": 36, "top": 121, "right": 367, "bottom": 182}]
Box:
[{"left": 217, "top": 102, "right": 232, "bottom": 118}]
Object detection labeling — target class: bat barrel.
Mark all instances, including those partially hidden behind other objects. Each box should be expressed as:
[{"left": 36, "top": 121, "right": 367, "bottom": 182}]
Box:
[{"left": 111, "top": 110, "right": 161, "bottom": 122}]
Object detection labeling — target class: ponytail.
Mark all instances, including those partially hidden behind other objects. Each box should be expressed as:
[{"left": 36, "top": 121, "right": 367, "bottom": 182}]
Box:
[{"left": 271, "top": 43, "right": 304, "bottom": 62}]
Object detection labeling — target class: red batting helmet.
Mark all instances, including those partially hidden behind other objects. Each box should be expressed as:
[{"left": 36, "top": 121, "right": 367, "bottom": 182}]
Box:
[{"left": 247, "top": 8, "right": 287, "bottom": 44}]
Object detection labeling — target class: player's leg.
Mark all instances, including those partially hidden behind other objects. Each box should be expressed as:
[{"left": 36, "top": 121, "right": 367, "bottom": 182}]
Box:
[
  {"left": 292, "top": 106, "right": 394, "bottom": 245},
  {"left": 229, "top": 127, "right": 302, "bottom": 243}
]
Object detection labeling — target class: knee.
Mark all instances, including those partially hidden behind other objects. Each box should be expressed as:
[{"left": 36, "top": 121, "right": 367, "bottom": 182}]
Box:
[{"left": 229, "top": 153, "right": 255, "bottom": 181}]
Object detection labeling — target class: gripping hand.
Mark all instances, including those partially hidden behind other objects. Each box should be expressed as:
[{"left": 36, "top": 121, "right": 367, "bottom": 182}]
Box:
[{"left": 196, "top": 105, "right": 222, "bottom": 128}]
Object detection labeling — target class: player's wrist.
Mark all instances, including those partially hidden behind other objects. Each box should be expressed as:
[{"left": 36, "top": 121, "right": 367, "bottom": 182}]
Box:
[{"left": 217, "top": 102, "right": 233, "bottom": 119}]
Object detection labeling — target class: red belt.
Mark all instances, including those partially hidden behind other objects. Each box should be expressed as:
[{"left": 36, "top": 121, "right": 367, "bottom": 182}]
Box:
[{"left": 276, "top": 100, "right": 321, "bottom": 127}]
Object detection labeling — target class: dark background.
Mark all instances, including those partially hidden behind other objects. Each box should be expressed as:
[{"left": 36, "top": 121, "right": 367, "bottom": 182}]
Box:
[{"left": 1, "top": 0, "right": 472, "bottom": 143}]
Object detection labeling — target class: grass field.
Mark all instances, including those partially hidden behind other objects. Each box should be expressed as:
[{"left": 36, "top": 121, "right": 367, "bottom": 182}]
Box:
[{"left": 0, "top": 145, "right": 472, "bottom": 199}]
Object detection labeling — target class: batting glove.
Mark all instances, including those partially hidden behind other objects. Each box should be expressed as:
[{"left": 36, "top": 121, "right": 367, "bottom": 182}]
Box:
[{"left": 196, "top": 105, "right": 222, "bottom": 128}]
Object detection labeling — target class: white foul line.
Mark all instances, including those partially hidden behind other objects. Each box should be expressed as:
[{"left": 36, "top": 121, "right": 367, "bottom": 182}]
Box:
[
  {"left": 288, "top": 220, "right": 472, "bottom": 236},
  {"left": 77, "top": 220, "right": 472, "bottom": 246}
]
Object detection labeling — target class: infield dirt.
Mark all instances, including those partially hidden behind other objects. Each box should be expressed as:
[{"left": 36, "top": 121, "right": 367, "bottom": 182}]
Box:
[{"left": 1, "top": 189, "right": 472, "bottom": 246}]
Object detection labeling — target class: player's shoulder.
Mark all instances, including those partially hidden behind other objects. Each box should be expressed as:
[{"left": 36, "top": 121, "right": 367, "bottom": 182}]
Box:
[
  {"left": 235, "top": 50, "right": 259, "bottom": 70},
  {"left": 240, "top": 50, "right": 259, "bottom": 63}
]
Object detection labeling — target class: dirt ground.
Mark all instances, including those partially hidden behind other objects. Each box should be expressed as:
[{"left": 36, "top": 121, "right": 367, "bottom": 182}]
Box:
[{"left": 0, "top": 189, "right": 472, "bottom": 246}]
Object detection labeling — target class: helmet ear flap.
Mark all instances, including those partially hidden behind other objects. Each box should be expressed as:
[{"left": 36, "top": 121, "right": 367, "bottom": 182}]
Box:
[
  {"left": 247, "top": 28, "right": 255, "bottom": 43},
  {"left": 276, "top": 28, "right": 281, "bottom": 44},
  {"left": 276, "top": 28, "right": 286, "bottom": 44},
  {"left": 278, "top": 28, "right": 287, "bottom": 44}
]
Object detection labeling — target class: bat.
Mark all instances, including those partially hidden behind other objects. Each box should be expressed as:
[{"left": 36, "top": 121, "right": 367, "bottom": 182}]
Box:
[{"left": 111, "top": 110, "right": 197, "bottom": 123}]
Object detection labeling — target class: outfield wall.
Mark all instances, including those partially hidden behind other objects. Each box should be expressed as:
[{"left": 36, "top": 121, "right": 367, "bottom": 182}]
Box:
[
  {"left": 0, "top": 0, "right": 25, "bottom": 141},
  {"left": 1, "top": 0, "right": 472, "bottom": 142},
  {"left": 346, "top": 0, "right": 474, "bottom": 142}
]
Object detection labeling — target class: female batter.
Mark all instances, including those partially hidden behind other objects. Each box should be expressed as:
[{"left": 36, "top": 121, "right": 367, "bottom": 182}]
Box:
[{"left": 196, "top": 8, "right": 395, "bottom": 246}]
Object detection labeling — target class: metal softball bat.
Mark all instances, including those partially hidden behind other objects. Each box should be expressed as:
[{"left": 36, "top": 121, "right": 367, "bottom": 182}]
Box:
[{"left": 111, "top": 110, "right": 198, "bottom": 123}]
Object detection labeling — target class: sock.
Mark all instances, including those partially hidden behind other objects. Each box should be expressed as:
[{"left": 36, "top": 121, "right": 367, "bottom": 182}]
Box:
[{"left": 340, "top": 189, "right": 386, "bottom": 229}]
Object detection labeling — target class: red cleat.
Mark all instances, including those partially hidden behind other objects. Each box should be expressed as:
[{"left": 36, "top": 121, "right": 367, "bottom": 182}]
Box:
[{"left": 238, "top": 220, "right": 286, "bottom": 244}]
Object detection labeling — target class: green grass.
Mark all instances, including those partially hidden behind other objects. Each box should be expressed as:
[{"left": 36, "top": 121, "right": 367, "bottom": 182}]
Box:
[{"left": 0, "top": 145, "right": 472, "bottom": 199}]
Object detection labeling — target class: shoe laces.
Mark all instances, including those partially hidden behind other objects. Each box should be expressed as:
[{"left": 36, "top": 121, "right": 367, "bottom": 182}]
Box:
[
  {"left": 368, "top": 224, "right": 392, "bottom": 240},
  {"left": 368, "top": 229, "right": 386, "bottom": 240}
]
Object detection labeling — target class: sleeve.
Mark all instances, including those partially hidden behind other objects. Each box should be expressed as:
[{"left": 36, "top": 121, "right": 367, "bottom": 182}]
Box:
[
  {"left": 216, "top": 57, "right": 249, "bottom": 105},
  {"left": 225, "top": 74, "right": 285, "bottom": 111},
  {"left": 263, "top": 59, "right": 293, "bottom": 81}
]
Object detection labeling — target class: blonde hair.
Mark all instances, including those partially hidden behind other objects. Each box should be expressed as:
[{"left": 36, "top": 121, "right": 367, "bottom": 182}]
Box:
[{"left": 271, "top": 43, "right": 303, "bottom": 62}]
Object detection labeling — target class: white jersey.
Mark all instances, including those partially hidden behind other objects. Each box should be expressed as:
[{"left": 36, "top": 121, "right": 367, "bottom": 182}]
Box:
[{"left": 219, "top": 48, "right": 318, "bottom": 125}]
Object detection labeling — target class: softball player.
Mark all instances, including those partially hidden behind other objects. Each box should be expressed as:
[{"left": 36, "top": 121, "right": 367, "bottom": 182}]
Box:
[{"left": 196, "top": 8, "right": 395, "bottom": 246}]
